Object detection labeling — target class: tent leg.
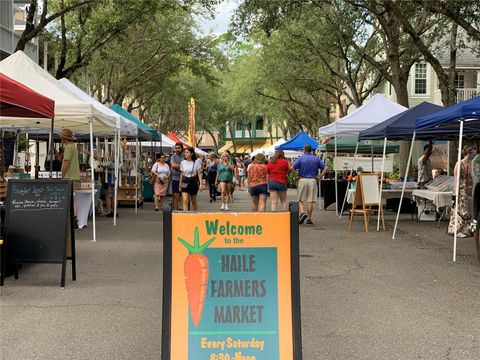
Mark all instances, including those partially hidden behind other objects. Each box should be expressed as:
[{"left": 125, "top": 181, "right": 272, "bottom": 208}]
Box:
[
  {"left": 135, "top": 137, "right": 139, "bottom": 214},
  {"left": 453, "top": 121, "right": 464, "bottom": 262},
  {"left": 377, "top": 137, "right": 387, "bottom": 231},
  {"left": 48, "top": 122, "right": 54, "bottom": 176},
  {"left": 89, "top": 118, "right": 96, "bottom": 242},
  {"left": 114, "top": 129, "right": 119, "bottom": 226},
  {"left": 392, "top": 132, "right": 416, "bottom": 239},
  {"left": 334, "top": 132, "right": 338, "bottom": 217},
  {"left": 339, "top": 141, "right": 359, "bottom": 219}
]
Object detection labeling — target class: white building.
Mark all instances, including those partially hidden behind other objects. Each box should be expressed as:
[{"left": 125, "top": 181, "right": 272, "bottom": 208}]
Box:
[
  {"left": 0, "top": 0, "right": 38, "bottom": 62},
  {"left": 383, "top": 50, "right": 480, "bottom": 106}
]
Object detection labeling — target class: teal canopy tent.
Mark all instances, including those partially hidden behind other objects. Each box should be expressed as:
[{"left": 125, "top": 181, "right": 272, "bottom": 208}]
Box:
[
  {"left": 110, "top": 104, "right": 160, "bottom": 140},
  {"left": 319, "top": 136, "right": 399, "bottom": 154}
]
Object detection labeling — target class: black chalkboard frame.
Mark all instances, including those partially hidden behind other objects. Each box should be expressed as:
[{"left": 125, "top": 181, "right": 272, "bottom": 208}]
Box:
[{"left": 0, "top": 179, "right": 76, "bottom": 288}]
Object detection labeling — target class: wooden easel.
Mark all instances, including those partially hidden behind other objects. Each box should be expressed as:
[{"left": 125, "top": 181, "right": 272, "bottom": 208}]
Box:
[{"left": 348, "top": 173, "right": 385, "bottom": 232}]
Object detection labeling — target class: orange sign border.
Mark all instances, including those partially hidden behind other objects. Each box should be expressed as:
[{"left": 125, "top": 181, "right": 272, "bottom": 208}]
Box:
[{"left": 161, "top": 206, "right": 303, "bottom": 360}]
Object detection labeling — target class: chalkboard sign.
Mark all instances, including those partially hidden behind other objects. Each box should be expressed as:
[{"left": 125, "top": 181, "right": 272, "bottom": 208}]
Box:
[{"left": 0, "top": 180, "right": 76, "bottom": 287}]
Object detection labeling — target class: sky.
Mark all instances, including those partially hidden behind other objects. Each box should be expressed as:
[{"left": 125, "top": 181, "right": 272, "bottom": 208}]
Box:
[{"left": 197, "top": 1, "right": 239, "bottom": 35}]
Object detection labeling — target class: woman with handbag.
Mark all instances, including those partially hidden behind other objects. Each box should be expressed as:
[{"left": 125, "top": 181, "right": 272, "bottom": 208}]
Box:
[
  {"left": 151, "top": 153, "right": 171, "bottom": 211},
  {"left": 179, "top": 147, "right": 203, "bottom": 211}
]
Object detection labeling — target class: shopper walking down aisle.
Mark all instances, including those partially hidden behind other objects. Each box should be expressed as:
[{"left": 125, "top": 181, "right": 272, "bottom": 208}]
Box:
[
  {"left": 292, "top": 145, "right": 328, "bottom": 225},
  {"left": 248, "top": 153, "right": 269, "bottom": 211},
  {"left": 267, "top": 150, "right": 291, "bottom": 211},
  {"left": 179, "top": 147, "right": 203, "bottom": 211},
  {"left": 216, "top": 152, "right": 234, "bottom": 211},
  {"left": 207, "top": 153, "right": 218, "bottom": 203},
  {"left": 170, "top": 143, "right": 184, "bottom": 210},
  {"left": 237, "top": 160, "right": 246, "bottom": 191},
  {"left": 151, "top": 153, "right": 171, "bottom": 211}
]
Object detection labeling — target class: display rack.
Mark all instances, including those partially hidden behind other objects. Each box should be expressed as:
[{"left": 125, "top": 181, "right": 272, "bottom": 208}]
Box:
[{"left": 118, "top": 175, "right": 143, "bottom": 206}]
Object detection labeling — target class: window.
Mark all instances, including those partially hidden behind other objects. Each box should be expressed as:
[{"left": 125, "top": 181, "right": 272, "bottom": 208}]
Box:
[
  {"left": 255, "top": 117, "right": 264, "bottom": 131},
  {"left": 0, "top": 1, "right": 12, "bottom": 28},
  {"left": 455, "top": 73, "right": 465, "bottom": 89},
  {"left": 414, "top": 63, "right": 427, "bottom": 94}
]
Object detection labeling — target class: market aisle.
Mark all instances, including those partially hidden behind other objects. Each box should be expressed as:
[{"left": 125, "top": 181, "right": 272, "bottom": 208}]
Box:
[{"left": 1, "top": 189, "right": 479, "bottom": 359}]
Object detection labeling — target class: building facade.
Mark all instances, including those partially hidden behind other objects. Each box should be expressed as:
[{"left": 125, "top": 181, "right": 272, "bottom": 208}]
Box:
[
  {"left": 220, "top": 116, "right": 284, "bottom": 154},
  {"left": 382, "top": 51, "right": 480, "bottom": 106},
  {"left": 0, "top": 0, "right": 38, "bottom": 62}
]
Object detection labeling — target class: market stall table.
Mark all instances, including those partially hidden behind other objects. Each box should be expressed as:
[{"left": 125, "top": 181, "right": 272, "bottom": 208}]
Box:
[
  {"left": 75, "top": 189, "right": 98, "bottom": 229},
  {"left": 320, "top": 179, "right": 348, "bottom": 213},
  {"left": 412, "top": 189, "right": 453, "bottom": 223}
]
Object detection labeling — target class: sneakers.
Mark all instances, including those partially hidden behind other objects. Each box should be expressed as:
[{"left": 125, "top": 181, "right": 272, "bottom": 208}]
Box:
[
  {"left": 220, "top": 203, "right": 225, "bottom": 211},
  {"left": 306, "top": 219, "right": 314, "bottom": 226},
  {"left": 299, "top": 213, "right": 307, "bottom": 224},
  {"left": 225, "top": 204, "right": 229, "bottom": 211},
  {"left": 457, "top": 232, "right": 467, "bottom": 238}
]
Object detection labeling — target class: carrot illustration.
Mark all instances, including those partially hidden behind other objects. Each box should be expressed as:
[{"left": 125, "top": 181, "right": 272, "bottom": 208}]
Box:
[{"left": 178, "top": 226, "right": 215, "bottom": 327}]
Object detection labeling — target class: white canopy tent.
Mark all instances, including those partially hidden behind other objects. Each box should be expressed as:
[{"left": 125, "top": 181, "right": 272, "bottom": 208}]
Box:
[
  {"left": 0, "top": 51, "right": 116, "bottom": 134},
  {"left": 319, "top": 94, "right": 407, "bottom": 137},
  {"left": 58, "top": 78, "right": 137, "bottom": 137},
  {"left": 318, "top": 94, "right": 407, "bottom": 217},
  {"left": 264, "top": 138, "right": 302, "bottom": 158}
]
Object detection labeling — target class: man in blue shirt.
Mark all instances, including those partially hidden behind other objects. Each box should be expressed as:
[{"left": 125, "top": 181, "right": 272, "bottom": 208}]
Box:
[{"left": 292, "top": 144, "right": 328, "bottom": 225}]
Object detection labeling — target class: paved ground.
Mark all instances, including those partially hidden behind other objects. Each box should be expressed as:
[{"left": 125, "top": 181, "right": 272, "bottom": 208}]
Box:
[{"left": 1, "top": 189, "right": 479, "bottom": 359}]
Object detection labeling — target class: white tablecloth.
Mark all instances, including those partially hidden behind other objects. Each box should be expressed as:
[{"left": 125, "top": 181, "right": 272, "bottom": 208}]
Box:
[
  {"left": 412, "top": 189, "right": 453, "bottom": 209},
  {"left": 75, "top": 189, "right": 97, "bottom": 229},
  {"left": 347, "top": 189, "right": 414, "bottom": 204}
]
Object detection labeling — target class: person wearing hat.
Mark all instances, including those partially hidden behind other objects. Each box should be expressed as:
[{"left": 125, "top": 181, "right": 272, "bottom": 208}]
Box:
[{"left": 60, "top": 129, "right": 80, "bottom": 182}]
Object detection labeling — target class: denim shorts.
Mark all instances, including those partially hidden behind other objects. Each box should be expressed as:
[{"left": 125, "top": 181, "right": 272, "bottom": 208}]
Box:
[
  {"left": 249, "top": 184, "right": 268, "bottom": 197},
  {"left": 268, "top": 180, "right": 288, "bottom": 192}
]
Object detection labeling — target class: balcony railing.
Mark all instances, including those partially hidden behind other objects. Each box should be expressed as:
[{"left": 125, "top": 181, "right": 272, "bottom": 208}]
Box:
[
  {"left": 225, "top": 128, "right": 269, "bottom": 140},
  {"left": 434, "top": 88, "right": 479, "bottom": 105},
  {"left": 0, "top": 25, "right": 38, "bottom": 61}
]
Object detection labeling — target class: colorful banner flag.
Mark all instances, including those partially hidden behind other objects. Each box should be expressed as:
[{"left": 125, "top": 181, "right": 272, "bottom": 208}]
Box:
[{"left": 188, "top": 98, "right": 196, "bottom": 147}]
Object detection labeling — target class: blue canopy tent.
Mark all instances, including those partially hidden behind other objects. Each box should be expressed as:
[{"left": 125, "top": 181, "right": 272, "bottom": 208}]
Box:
[
  {"left": 276, "top": 131, "right": 319, "bottom": 150},
  {"left": 358, "top": 102, "right": 444, "bottom": 140},
  {"left": 392, "top": 97, "right": 480, "bottom": 260}
]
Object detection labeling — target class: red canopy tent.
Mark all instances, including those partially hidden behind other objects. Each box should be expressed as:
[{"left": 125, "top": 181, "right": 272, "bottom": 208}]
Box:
[
  {"left": 0, "top": 73, "right": 54, "bottom": 118},
  {"left": 166, "top": 132, "right": 188, "bottom": 148},
  {"left": 1, "top": 72, "right": 55, "bottom": 174}
]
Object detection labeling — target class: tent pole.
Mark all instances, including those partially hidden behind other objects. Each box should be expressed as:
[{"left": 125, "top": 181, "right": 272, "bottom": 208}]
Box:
[
  {"left": 377, "top": 137, "right": 387, "bottom": 231},
  {"left": 114, "top": 128, "right": 119, "bottom": 226},
  {"left": 392, "top": 131, "right": 416, "bottom": 239},
  {"left": 339, "top": 141, "right": 359, "bottom": 219},
  {"left": 453, "top": 120, "right": 464, "bottom": 262},
  {"left": 48, "top": 122, "right": 54, "bottom": 175},
  {"left": 334, "top": 131, "right": 338, "bottom": 217},
  {"left": 89, "top": 117, "right": 96, "bottom": 242},
  {"left": 371, "top": 144, "right": 374, "bottom": 171},
  {"left": 135, "top": 137, "right": 139, "bottom": 214}
]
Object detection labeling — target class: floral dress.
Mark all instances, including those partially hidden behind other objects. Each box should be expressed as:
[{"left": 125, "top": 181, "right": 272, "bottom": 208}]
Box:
[{"left": 448, "top": 161, "right": 471, "bottom": 235}]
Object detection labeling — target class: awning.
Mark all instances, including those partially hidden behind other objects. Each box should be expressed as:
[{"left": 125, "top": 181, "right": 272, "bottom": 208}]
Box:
[
  {"left": 0, "top": 73, "right": 54, "bottom": 119},
  {"left": 218, "top": 142, "right": 234, "bottom": 153}
]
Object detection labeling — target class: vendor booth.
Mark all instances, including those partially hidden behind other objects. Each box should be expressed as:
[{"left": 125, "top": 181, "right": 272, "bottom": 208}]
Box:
[
  {"left": 356, "top": 102, "right": 445, "bottom": 231},
  {"left": 393, "top": 96, "right": 480, "bottom": 261},
  {"left": 0, "top": 51, "right": 135, "bottom": 240},
  {"left": 319, "top": 94, "right": 407, "bottom": 216}
]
